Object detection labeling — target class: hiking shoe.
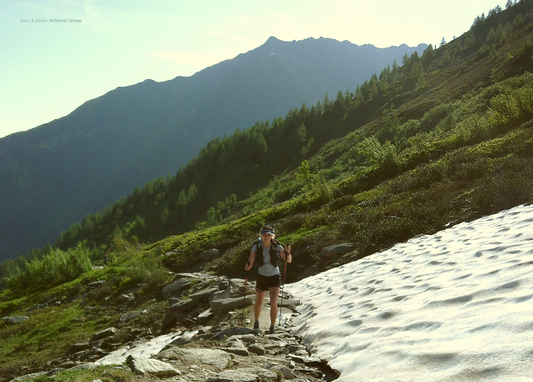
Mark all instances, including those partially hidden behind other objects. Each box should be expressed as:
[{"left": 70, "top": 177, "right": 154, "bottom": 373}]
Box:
[
  {"left": 253, "top": 320, "right": 259, "bottom": 330},
  {"left": 268, "top": 324, "right": 275, "bottom": 334}
]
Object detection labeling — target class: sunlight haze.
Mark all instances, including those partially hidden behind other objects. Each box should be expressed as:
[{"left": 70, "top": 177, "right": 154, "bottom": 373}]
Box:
[{"left": 0, "top": 0, "right": 505, "bottom": 138}]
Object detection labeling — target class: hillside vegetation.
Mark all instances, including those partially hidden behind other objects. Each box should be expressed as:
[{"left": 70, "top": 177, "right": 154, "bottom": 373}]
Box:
[
  {"left": 1, "top": 1, "right": 533, "bottom": 377},
  {"left": 0, "top": 37, "right": 425, "bottom": 263}
]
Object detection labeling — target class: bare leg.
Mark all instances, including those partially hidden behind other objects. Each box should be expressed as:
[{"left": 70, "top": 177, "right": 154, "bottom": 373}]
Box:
[
  {"left": 255, "top": 291, "right": 266, "bottom": 321},
  {"left": 269, "top": 287, "right": 280, "bottom": 326}
]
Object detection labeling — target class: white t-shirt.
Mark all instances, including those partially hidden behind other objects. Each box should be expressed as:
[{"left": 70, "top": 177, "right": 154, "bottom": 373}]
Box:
[{"left": 252, "top": 239, "right": 283, "bottom": 277}]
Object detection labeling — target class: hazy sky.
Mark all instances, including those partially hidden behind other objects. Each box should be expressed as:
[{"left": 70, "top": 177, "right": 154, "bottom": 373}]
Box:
[{"left": 0, "top": 0, "right": 505, "bottom": 139}]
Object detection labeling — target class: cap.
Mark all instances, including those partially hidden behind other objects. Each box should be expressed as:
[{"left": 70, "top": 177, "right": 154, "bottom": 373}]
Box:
[{"left": 261, "top": 227, "right": 275, "bottom": 235}]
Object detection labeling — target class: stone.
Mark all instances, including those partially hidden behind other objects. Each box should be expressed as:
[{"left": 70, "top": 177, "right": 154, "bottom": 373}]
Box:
[
  {"left": 126, "top": 355, "right": 181, "bottom": 378},
  {"left": 209, "top": 295, "right": 254, "bottom": 315},
  {"left": 267, "top": 363, "right": 295, "bottom": 379},
  {"left": 117, "top": 294, "right": 133, "bottom": 303},
  {"left": 120, "top": 310, "right": 143, "bottom": 323},
  {"left": 91, "top": 327, "right": 117, "bottom": 341},
  {"left": 248, "top": 343, "right": 266, "bottom": 355},
  {"left": 299, "top": 263, "right": 321, "bottom": 279},
  {"left": 210, "top": 328, "right": 257, "bottom": 341},
  {"left": 277, "top": 298, "right": 301, "bottom": 307},
  {"left": 57, "top": 360, "right": 76, "bottom": 369},
  {"left": 2, "top": 316, "right": 29, "bottom": 325},
  {"left": 157, "top": 347, "right": 231, "bottom": 371},
  {"left": 210, "top": 288, "right": 232, "bottom": 302},
  {"left": 168, "top": 298, "right": 198, "bottom": 312},
  {"left": 68, "top": 342, "right": 91, "bottom": 354},
  {"left": 161, "top": 277, "right": 191, "bottom": 296},
  {"left": 206, "top": 370, "right": 257, "bottom": 382},
  {"left": 198, "top": 309, "right": 215, "bottom": 325},
  {"left": 9, "top": 372, "right": 48, "bottom": 381},
  {"left": 320, "top": 243, "right": 357, "bottom": 258},
  {"left": 189, "top": 287, "right": 218, "bottom": 301},
  {"left": 199, "top": 249, "right": 220, "bottom": 262},
  {"left": 87, "top": 280, "right": 106, "bottom": 288}
]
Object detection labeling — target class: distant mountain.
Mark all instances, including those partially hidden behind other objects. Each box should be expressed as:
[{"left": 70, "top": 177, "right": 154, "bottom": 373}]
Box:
[{"left": 0, "top": 37, "right": 426, "bottom": 261}]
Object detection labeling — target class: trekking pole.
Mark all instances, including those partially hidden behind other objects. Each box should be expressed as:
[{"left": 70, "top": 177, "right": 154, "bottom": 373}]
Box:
[
  {"left": 241, "top": 269, "right": 249, "bottom": 327},
  {"left": 278, "top": 253, "right": 289, "bottom": 327}
]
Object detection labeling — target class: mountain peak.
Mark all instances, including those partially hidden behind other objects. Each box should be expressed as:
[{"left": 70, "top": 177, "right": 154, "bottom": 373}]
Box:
[{"left": 266, "top": 36, "right": 281, "bottom": 43}]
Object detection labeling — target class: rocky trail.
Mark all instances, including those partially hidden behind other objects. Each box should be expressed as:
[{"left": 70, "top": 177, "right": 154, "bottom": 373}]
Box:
[{"left": 6, "top": 272, "right": 340, "bottom": 382}]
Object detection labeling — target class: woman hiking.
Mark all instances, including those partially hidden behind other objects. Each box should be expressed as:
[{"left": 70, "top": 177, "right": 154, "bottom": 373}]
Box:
[{"left": 244, "top": 224, "right": 292, "bottom": 333}]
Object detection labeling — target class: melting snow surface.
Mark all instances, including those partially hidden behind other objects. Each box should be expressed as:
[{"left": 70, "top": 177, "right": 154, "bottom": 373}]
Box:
[{"left": 290, "top": 204, "right": 533, "bottom": 381}]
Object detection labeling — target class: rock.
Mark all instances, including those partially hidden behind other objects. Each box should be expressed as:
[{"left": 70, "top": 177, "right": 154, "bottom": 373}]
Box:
[
  {"left": 277, "top": 298, "right": 301, "bottom": 307},
  {"left": 9, "top": 372, "right": 48, "bottom": 381},
  {"left": 156, "top": 347, "right": 231, "bottom": 371},
  {"left": 70, "top": 363, "right": 98, "bottom": 371},
  {"left": 161, "top": 277, "right": 191, "bottom": 296},
  {"left": 198, "top": 309, "right": 215, "bottom": 325},
  {"left": 87, "top": 280, "right": 106, "bottom": 288},
  {"left": 288, "top": 354, "right": 324, "bottom": 366},
  {"left": 209, "top": 295, "right": 254, "bottom": 315},
  {"left": 2, "top": 316, "right": 29, "bottom": 325},
  {"left": 320, "top": 243, "right": 357, "bottom": 258},
  {"left": 199, "top": 249, "right": 220, "bottom": 262},
  {"left": 300, "top": 263, "right": 321, "bottom": 279},
  {"left": 223, "top": 338, "right": 249, "bottom": 356},
  {"left": 210, "top": 288, "right": 232, "bottom": 302},
  {"left": 248, "top": 343, "right": 266, "bottom": 355},
  {"left": 57, "top": 360, "right": 76, "bottom": 369},
  {"left": 267, "top": 363, "right": 295, "bottom": 379},
  {"left": 207, "top": 370, "right": 257, "bottom": 382},
  {"left": 117, "top": 294, "right": 133, "bottom": 303},
  {"left": 227, "top": 334, "right": 257, "bottom": 345},
  {"left": 126, "top": 355, "right": 181, "bottom": 378},
  {"left": 218, "top": 279, "right": 230, "bottom": 290},
  {"left": 189, "top": 287, "right": 218, "bottom": 301},
  {"left": 26, "top": 303, "right": 48, "bottom": 312},
  {"left": 211, "top": 328, "right": 257, "bottom": 341},
  {"left": 91, "top": 327, "right": 117, "bottom": 341},
  {"left": 168, "top": 298, "right": 198, "bottom": 312},
  {"left": 68, "top": 342, "right": 91, "bottom": 354},
  {"left": 120, "top": 310, "right": 143, "bottom": 323}
]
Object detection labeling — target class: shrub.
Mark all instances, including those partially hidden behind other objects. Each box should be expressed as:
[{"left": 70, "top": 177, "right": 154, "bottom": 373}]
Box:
[{"left": 7, "top": 243, "right": 92, "bottom": 290}]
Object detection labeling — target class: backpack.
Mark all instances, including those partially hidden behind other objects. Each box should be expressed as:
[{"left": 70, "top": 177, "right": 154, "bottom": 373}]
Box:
[{"left": 254, "top": 239, "right": 279, "bottom": 267}]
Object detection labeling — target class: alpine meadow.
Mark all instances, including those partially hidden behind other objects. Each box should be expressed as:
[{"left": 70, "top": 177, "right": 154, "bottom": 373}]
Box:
[{"left": 1, "top": 1, "right": 533, "bottom": 381}]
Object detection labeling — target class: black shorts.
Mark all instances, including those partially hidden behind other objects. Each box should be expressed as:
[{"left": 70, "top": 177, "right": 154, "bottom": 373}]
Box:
[{"left": 256, "top": 273, "right": 281, "bottom": 292}]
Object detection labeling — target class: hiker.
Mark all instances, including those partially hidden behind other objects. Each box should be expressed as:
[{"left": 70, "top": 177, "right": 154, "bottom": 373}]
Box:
[
  {"left": 103, "top": 253, "right": 108, "bottom": 265},
  {"left": 244, "top": 224, "right": 291, "bottom": 333}
]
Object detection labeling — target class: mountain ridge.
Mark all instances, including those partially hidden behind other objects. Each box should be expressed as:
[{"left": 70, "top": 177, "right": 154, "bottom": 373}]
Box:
[{"left": 0, "top": 37, "right": 426, "bottom": 261}]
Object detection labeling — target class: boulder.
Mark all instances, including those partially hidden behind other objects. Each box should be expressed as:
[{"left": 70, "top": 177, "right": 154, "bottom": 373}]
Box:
[
  {"left": 248, "top": 343, "right": 266, "bottom": 355},
  {"left": 91, "top": 327, "right": 117, "bottom": 341},
  {"left": 167, "top": 298, "right": 198, "bottom": 312},
  {"left": 209, "top": 295, "right": 254, "bottom": 315},
  {"left": 156, "top": 347, "right": 231, "bottom": 371},
  {"left": 320, "top": 243, "right": 357, "bottom": 258},
  {"left": 189, "top": 287, "right": 218, "bottom": 301},
  {"left": 161, "top": 277, "right": 191, "bottom": 296},
  {"left": 199, "top": 249, "right": 220, "bottom": 262},
  {"left": 299, "top": 263, "right": 321, "bottom": 279},
  {"left": 126, "top": 355, "right": 181, "bottom": 378},
  {"left": 210, "top": 288, "right": 232, "bottom": 302},
  {"left": 2, "top": 316, "right": 29, "bottom": 325}
]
